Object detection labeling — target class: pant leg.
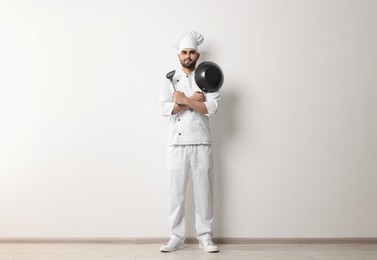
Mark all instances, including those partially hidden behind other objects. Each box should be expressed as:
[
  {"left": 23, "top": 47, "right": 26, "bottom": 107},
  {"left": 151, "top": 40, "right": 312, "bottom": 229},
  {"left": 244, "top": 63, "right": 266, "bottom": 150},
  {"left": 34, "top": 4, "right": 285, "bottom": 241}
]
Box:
[
  {"left": 166, "top": 145, "right": 189, "bottom": 240},
  {"left": 190, "top": 145, "right": 214, "bottom": 241}
]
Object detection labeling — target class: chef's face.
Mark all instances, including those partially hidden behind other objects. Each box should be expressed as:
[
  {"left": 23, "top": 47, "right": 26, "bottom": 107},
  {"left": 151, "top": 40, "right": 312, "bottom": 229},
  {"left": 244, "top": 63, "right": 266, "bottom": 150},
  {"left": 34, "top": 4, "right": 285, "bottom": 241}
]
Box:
[{"left": 178, "top": 48, "right": 200, "bottom": 70}]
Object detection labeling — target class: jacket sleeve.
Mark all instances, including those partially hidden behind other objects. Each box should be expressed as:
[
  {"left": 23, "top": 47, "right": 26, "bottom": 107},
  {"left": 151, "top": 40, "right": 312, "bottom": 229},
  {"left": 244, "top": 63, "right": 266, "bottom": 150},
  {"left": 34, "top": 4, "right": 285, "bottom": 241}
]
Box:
[
  {"left": 159, "top": 79, "right": 175, "bottom": 116},
  {"left": 204, "top": 91, "right": 220, "bottom": 116}
]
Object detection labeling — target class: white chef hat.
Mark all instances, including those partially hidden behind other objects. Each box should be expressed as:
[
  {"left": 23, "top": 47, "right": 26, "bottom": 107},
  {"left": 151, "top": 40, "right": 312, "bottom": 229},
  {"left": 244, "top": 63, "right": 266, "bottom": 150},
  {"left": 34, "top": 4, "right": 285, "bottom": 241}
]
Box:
[{"left": 173, "top": 30, "right": 204, "bottom": 53}]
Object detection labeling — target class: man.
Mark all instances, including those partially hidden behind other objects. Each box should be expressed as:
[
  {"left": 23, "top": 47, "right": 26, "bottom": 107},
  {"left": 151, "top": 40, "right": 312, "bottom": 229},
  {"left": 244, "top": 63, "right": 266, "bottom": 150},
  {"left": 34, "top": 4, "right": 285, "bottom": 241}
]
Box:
[{"left": 159, "top": 30, "right": 220, "bottom": 253}]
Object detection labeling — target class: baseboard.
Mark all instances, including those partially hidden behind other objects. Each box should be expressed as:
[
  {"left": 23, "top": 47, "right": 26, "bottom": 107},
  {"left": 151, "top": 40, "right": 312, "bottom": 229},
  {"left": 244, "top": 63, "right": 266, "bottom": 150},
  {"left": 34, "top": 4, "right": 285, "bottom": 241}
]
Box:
[
  {"left": 214, "top": 237, "right": 377, "bottom": 244},
  {"left": 0, "top": 237, "right": 376, "bottom": 244}
]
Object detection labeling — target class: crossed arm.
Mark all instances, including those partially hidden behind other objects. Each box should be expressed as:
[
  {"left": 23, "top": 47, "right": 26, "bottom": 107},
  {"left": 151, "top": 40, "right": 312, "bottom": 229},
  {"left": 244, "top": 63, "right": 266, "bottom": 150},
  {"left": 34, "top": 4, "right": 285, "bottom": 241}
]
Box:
[{"left": 171, "top": 91, "right": 208, "bottom": 115}]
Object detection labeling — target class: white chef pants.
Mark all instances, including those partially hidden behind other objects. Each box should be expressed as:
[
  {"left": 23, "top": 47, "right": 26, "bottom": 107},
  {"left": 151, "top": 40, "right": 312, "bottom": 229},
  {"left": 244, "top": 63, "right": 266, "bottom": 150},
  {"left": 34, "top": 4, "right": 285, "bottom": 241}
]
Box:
[{"left": 166, "top": 144, "right": 214, "bottom": 241}]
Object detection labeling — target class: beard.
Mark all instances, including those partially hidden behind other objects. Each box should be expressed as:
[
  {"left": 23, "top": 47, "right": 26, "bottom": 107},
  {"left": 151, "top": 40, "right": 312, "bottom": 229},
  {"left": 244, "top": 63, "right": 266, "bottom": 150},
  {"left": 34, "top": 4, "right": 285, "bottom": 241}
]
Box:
[{"left": 180, "top": 58, "right": 197, "bottom": 70}]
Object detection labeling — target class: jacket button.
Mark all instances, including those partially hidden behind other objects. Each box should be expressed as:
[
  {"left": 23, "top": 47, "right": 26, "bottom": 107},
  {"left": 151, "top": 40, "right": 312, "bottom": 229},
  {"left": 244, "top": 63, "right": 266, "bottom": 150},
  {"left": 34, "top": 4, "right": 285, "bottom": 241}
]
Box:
[
  {"left": 178, "top": 119, "right": 181, "bottom": 121},
  {"left": 179, "top": 133, "right": 181, "bottom": 135}
]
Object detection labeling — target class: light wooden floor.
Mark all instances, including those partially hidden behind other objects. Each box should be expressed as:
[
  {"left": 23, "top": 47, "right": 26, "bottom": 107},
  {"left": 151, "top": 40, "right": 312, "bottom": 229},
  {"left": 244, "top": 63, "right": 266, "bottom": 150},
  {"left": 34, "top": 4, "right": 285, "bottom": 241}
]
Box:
[{"left": 0, "top": 243, "right": 377, "bottom": 260}]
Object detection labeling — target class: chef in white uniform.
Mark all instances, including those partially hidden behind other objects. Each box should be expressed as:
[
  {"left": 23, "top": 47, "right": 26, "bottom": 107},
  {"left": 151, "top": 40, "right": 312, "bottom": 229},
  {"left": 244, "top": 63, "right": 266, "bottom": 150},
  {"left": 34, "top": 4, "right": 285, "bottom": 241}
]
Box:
[{"left": 159, "top": 30, "right": 220, "bottom": 253}]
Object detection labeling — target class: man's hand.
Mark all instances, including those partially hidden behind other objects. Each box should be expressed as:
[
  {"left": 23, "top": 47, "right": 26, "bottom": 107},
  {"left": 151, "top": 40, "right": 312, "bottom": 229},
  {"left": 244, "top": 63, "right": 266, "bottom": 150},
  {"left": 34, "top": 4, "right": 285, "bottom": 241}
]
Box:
[
  {"left": 173, "top": 91, "right": 189, "bottom": 106},
  {"left": 190, "top": 91, "right": 205, "bottom": 102}
]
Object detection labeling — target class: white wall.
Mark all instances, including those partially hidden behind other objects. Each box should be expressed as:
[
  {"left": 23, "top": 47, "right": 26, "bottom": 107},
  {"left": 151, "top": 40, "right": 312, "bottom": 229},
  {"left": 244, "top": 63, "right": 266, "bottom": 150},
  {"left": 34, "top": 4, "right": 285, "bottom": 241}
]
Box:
[{"left": 0, "top": 0, "right": 376, "bottom": 238}]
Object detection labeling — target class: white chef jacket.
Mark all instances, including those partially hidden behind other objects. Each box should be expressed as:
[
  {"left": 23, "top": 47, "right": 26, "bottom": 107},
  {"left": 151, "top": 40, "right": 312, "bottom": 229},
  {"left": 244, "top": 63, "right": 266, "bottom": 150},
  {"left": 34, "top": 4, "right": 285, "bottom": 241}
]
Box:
[{"left": 159, "top": 68, "right": 220, "bottom": 146}]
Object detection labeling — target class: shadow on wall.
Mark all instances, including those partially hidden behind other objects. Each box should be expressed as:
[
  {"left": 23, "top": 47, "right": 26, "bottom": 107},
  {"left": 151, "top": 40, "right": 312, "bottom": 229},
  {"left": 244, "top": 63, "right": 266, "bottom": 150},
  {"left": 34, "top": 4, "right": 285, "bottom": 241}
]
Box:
[{"left": 212, "top": 90, "right": 238, "bottom": 237}]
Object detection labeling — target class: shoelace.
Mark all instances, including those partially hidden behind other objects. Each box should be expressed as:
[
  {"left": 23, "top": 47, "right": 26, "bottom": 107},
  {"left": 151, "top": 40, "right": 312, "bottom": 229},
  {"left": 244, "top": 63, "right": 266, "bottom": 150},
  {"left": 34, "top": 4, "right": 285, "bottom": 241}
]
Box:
[
  {"left": 165, "top": 238, "right": 178, "bottom": 245},
  {"left": 206, "top": 239, "right": 215, "bottom": 246}
]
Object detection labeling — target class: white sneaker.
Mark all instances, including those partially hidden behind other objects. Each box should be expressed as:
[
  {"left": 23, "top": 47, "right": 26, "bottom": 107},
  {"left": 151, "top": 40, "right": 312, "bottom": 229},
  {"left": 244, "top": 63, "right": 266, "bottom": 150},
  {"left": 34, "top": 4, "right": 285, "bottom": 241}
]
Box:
[
  {"left": 160, "top": 236, "right": 184, "bottom": 252},
  {"left": 198, "top": 239, "right": 219, "bottom": 253}
]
